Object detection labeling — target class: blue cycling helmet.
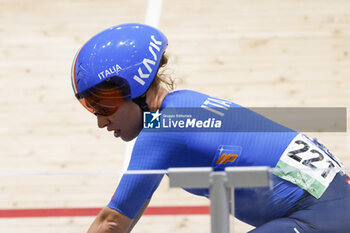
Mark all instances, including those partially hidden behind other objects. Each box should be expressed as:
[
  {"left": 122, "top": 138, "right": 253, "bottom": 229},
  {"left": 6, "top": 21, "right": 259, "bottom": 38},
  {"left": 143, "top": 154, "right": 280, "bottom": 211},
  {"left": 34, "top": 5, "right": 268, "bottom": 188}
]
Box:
[{"left": 71, "top": 23, "right": 168, "bottom": 115}]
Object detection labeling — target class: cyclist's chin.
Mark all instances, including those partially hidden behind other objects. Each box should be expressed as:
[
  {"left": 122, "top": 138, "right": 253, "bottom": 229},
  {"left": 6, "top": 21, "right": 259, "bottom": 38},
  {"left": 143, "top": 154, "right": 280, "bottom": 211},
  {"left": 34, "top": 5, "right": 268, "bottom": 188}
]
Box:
[{"left": 120, "top": 130, "right": 140, "bottom": 142}]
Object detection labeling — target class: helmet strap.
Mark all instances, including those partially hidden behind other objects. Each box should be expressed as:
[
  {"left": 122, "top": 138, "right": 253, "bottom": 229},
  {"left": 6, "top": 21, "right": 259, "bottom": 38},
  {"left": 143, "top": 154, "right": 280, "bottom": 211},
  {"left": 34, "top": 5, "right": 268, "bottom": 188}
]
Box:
[{"left": 132, "top": 94, "right": 150, "bottom": 112}]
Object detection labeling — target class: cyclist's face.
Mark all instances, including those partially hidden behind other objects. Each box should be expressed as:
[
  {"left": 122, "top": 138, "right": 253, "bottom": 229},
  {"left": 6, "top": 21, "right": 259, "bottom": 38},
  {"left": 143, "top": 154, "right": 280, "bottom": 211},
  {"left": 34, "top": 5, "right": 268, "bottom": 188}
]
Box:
[{"left": 96, "top": 101, "right": 142, "bottom": 142}]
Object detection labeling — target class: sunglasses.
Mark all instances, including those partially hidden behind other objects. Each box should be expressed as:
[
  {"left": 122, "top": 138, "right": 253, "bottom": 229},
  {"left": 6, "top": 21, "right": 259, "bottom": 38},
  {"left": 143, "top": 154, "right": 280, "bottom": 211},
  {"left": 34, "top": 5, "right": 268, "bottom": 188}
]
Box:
[
  {"left": 76, "top": 78, "right": 130, "bottom": 116},
  {"left": 76, "top": 77, "right": 130, "bottom": 116}
]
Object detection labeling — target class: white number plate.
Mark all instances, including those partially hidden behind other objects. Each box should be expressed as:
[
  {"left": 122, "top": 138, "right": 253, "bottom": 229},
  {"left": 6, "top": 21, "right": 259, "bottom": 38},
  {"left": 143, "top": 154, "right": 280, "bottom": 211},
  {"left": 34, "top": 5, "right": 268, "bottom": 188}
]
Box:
[{"left": 273, "top": 134, "right": 343, "bottom": 198}]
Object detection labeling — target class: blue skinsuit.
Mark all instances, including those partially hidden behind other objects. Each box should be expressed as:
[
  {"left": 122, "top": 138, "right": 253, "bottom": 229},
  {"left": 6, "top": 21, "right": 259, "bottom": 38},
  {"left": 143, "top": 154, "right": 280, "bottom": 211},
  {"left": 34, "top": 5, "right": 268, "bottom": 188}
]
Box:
[{"left": 108, "top": 90, "right": 350, "bottom": 232}]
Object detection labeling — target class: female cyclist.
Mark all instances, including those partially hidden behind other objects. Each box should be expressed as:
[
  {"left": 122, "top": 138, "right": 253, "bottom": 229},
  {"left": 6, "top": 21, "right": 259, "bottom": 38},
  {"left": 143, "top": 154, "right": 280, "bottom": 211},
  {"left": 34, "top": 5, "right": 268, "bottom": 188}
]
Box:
[{"left": 71, "top": 23, "right": 350, "bottom": 233}]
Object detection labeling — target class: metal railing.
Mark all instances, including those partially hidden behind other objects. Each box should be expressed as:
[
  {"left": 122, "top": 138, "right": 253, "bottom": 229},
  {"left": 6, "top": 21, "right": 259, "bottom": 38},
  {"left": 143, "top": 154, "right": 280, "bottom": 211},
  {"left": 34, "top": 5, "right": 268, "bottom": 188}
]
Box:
[{"left": 168, "top": 167, "right": 271, "bottom": 233}]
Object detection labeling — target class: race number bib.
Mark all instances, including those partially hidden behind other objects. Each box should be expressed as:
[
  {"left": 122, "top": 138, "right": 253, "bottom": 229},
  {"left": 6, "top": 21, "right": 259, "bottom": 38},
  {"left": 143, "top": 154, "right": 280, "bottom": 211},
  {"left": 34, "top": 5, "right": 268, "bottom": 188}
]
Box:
[{"left": 273, "top": 134, "right": 343, "bottom": 199}]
